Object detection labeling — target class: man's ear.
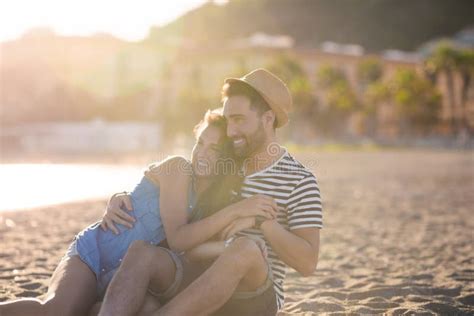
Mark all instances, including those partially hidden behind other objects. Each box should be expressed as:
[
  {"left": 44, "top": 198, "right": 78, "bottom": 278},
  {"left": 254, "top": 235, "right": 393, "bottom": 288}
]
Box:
[{"left": 262, "top": 110, "right": 276, "bottom": 129}]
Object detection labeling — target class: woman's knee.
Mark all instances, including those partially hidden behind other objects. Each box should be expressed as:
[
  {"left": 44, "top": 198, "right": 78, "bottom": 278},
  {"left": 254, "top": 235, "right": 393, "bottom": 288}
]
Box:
[
  {"left": 225, "top": 237, "right": 264, "bottom": 266},
  {"left": 225, "top": 238, "right": 269, "bottom": 291}
]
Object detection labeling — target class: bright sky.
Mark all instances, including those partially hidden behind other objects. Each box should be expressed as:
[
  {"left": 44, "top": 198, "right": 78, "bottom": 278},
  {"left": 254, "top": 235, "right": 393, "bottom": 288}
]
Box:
[{"left": 0, "top": 0, "right": 215, "bottom": 43}]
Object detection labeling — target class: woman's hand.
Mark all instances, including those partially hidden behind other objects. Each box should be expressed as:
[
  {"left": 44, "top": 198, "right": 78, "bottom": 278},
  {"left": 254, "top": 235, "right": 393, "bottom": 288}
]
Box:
[
  {"left": 222, "top": 236, "right": 268, "bottom": 260},
  {"left": 100, "top": 192, "right": 135, "bottom": 234},
  {"left": 228, "top": 194, "right": 278, "bottom": 220},
  {"left": 220, "top": 217, "right": 256, "bottom": 240}
]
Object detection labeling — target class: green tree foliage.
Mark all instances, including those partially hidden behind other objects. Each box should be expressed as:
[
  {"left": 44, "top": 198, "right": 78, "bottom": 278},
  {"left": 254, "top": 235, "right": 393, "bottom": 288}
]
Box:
[
  {"left": 457, "top": 49, "right": 474, "bottom": 134},
  {"left": 365, "top": 82, "right": 390, "bottom": 115},
  {"left": 425, "top": 42, "right": 461, "bottom": 132},
  {"left": 426, "top": 42, "right": 474, "bottom": 134},
  {"left": 362, "top": 81, "right": 391, "bottom": 136},
  {"left": 315, "top": 63, "right": 441, "bottom": 137},
  {"left": 266, "top": 55, "right": 315, "bottom": 115},
  {"left": 316, "top": 65, "right": 345, "bottom": 89},
  {"left": 316, "top": 65, "right": 358, "bottom": 113},
  {"left": 315, "top": 64, "right": 359, "bottom": 136},
  {"left": 325, "top": 81, "right": 358, "bottom": 113},
  {"left": 357, "top": 57, "right": 383, "bottom": 87},
  {"left": 357, "top": 59, "right": 385, "bottom": 136},
  {"left": 389, "top": 69, "right": 441, "bottom": 134}
]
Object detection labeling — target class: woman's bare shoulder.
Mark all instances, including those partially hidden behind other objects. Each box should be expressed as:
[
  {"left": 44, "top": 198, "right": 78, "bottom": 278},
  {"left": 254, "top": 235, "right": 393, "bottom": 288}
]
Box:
[{"left": 147, "top": 156, "right": 192, "bottom": 179}]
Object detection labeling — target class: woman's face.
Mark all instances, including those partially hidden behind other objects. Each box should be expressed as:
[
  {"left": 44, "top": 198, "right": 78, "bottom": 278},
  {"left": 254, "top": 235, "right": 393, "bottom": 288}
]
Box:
[{"left": 191, "top": 125, "right": 225, "bottom": 177}]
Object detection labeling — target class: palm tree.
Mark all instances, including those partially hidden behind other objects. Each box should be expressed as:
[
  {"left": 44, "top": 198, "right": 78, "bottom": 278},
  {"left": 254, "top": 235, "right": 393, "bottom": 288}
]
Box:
[
  {"left": 364, "top": 81, "right": 391, "bottom": 137},
  {"left": 315, "top": 64, "right": 359, "bottom": 137},
  {"left": 458, "top": 50, "right": 474, "bottom": 135},
  {"left": 357, "top": 58, "right": 384, "bottom": 137},
  {"left": 425, "top": 42, "right": 460, "bottom": 134},
  {"left": 390, "top": 69, "right": 441, "bottom": 136},
  {"left": 266, "top": 54, "right": 315, "bottom": 117},
  {"left": 356, "top": 57, "right": 383, "bottom": 93}
]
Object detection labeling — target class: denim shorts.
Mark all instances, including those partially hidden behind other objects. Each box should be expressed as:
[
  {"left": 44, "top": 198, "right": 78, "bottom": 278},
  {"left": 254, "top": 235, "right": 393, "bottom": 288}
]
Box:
[
  {"left": 62, "top": 240, "right": 122, "bottom": 297},
  {"left": 63, "top": 243, "right": 276, "bottom": 315},
  {"left": 65, "top": 176, "right": 170, "bottom": 298}
]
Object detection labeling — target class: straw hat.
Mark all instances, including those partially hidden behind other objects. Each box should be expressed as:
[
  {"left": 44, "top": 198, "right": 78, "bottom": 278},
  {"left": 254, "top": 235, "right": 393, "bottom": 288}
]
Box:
[{"left": 224, "top": 68, "right": 293, "bottom": 128}]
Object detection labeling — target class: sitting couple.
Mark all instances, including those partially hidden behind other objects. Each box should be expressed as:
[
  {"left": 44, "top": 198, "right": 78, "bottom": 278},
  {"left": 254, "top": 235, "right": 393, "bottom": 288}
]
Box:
[{"left": 0, "top": 69, "right": 323, "bottom": 316}]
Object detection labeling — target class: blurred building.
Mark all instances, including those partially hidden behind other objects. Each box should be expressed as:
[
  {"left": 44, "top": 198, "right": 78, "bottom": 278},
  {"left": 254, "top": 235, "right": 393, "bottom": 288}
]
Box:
[
  {"left": 160, "top": 33, "right": 473, "bottom": 139},
  {"left": 232, "top": 32, "right": 294, "bottom": 49},
  {"left": 1, "top": 28, "right": 473, "bottom": 143}
]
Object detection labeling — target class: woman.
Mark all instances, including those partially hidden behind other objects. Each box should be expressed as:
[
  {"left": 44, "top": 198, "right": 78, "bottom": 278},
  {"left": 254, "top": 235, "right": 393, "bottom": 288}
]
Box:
[{"left": 0, "top": 109, "right": 277, "bottom": 316}]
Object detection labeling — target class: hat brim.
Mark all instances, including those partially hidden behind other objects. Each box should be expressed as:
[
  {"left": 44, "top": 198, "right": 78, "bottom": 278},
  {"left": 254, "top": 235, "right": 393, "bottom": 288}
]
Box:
[{"left": 223, "top": 78, "right": 288, "bottom": 128}]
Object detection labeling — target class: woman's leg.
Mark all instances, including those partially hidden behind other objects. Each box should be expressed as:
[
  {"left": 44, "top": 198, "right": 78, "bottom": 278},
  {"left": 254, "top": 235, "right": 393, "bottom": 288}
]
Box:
[{"left": 0, "top": 255, "right": 97, "bottom": 316}]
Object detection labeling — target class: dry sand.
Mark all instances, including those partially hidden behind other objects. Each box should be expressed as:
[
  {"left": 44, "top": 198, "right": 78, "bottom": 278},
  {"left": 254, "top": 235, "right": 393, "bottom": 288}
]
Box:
[{"left": 1, "top": 150, "right": 473, "bottom": 315}]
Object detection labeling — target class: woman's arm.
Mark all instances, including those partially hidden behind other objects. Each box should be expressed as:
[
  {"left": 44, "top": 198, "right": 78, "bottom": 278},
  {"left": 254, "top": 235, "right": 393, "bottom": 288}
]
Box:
[
  {"left": 101, "top": 156, "right": 278, "bottom": 251},
  {"left": 158, "top": 157, "right": 239, "bottom": 252},
  {"left": 159, "top": 157, "right": 278, "bottom": 252},
  {"left": 184, "top": 241, "right": 226, "bottom": 262}
]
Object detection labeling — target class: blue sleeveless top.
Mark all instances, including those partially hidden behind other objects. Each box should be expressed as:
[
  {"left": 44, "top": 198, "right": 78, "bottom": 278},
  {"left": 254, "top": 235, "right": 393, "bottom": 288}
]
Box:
[{"left": 74, "top": 174, "right": 195, "bottom": 296}]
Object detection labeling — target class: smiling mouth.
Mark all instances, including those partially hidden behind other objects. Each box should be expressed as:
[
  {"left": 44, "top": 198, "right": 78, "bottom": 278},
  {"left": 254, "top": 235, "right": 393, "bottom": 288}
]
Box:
[{"left": 233, "top": 138, "right": 245, "bottom": 147}]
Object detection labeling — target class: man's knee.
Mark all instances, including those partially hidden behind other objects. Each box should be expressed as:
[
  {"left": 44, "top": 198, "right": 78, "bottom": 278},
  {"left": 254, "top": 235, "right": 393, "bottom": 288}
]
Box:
[
  {"left": 128, "top": 240, "right": 150, "bottom": 253},
  {"left": 124, "top": 244, "right": 176, "bottom": 295},
  {"left": 126, "top": 241, "right": 157, "bottom": 262},
  {"left": 125, "top": 242, "right": 172, "bottom": 272}
]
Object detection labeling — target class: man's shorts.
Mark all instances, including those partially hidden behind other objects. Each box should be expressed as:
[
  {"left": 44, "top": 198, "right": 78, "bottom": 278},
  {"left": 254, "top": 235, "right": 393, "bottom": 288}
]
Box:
[
  {"left": 213, "top": 278, "right": 277, "bottom": 316},
  {"left": 148, "top": 246, "right": 278, "bottom": 316}
]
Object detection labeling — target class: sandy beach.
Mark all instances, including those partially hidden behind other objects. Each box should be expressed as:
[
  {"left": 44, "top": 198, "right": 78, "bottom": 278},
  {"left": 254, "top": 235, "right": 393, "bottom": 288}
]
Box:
[{"left": 1, "top": 150, "right": 473, "bottom": 315}]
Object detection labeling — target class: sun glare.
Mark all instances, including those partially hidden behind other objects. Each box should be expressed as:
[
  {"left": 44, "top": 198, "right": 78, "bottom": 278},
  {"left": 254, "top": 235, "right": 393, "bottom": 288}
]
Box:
[{"left": 0, "top": 0, "right": 207, "bottom": 42}]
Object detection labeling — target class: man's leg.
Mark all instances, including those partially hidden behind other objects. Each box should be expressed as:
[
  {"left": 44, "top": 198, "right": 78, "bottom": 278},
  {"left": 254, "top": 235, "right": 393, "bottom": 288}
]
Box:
[
  {"left": 157, "top": 237, "right": 269, "bottom": 316},
  {"left": 90, "top": 293, "right": 161, "bottom": 316},
  {"left": 99, "top": 241, "right": 176, "bottom": 316}
]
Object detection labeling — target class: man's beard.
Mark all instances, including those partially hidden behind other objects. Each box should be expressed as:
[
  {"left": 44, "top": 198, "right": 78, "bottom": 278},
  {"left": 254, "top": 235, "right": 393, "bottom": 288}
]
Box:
[{"left": 234, "top": 123, "right": 266, "bottom": 160}]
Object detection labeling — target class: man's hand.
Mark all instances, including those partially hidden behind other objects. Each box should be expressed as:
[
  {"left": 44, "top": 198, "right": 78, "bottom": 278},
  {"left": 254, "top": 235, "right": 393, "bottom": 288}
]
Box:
[
  {"left": 229, "top": 194, "right": 278, "bottom": 220},
  {"left": 100, "top": 192, "right": 135, "bottom": 234}
]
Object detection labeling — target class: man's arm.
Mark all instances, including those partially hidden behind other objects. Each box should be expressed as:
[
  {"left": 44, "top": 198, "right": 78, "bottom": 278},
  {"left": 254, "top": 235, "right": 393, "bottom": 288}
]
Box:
[
  {"left": 261, "top": 174, "right": 322, "bottom": 276},
  {"left": 261, "top": 222, "right": 320, "bottom": 276}
]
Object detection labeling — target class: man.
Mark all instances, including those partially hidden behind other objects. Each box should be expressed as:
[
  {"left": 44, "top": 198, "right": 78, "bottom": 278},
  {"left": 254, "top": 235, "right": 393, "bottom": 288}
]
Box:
[{"left": 99, "top": 69, "right": 323, "bottom": 315}]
